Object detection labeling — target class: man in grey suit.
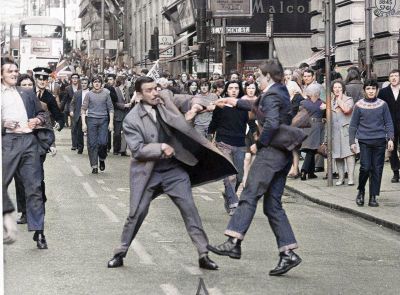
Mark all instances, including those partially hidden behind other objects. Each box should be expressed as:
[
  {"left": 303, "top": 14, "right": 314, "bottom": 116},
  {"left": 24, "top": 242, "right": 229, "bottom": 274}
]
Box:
[{"left": 107, "top": 76, "right": 237, "bottom": 270}]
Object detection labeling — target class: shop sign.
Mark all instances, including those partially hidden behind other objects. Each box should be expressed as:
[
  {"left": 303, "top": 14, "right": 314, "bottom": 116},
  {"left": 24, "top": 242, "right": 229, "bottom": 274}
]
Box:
[
  {"left": 211, "top": 26, "right": 251, "bottom": 34},
  {"left": 159, "top": 35, "right": 174, "bottom": 58},
  {"left": 209, "top": 0, "right": 253, "bottom": 18}
]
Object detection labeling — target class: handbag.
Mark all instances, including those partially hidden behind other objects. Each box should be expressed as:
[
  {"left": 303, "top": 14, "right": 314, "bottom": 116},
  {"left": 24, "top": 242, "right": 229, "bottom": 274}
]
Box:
[
  {"left": 317, "top": 142, "right": 328, "bottom": 158},
  {"left": 291, "top": 108, "right": 311, "bottom": 128}
]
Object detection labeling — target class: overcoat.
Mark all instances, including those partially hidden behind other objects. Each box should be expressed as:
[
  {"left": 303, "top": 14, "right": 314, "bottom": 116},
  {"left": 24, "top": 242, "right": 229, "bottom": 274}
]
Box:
[{"left": 123, "top": 90, "right": 237, "bottom": 217}]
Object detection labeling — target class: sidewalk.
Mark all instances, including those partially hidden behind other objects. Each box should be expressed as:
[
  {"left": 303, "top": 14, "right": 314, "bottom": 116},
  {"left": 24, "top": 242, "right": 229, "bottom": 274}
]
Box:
[{"left": 285, "top": 163, "right": 400, "bottom": 232}]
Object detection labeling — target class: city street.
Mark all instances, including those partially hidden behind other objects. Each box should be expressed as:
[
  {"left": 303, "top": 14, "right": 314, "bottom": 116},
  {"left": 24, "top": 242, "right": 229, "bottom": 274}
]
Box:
[{"left": 4, "top": 130, "right": 400, "bottom": 295}]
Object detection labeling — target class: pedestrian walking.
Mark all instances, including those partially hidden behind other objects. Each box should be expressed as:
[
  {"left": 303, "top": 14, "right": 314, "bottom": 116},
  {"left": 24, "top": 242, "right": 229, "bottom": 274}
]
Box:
[
  {"left": 62, "top": 73, "right": 80, "bottom": 149},
  {"left": 107, "top": 76, "right": 236, "bottom": 270},
  {"left": 81, "top": 76, "right": 114, "bottom": 174},
  {"left": 350, "top": 79, "right": 394, "bottom": 207},
  {"left": 207, "top": 60, "right": 303, "bottom": 276}
]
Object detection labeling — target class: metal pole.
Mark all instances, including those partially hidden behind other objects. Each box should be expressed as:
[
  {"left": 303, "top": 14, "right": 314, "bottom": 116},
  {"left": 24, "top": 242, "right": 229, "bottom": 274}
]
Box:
[
  {"left": 100, "top": 0, "right": 105, "bottom": 74},
  {"left": 63, "top": 0, "right": 66, "bottom": 55},
  {"left": 268, "top": 13, "right": 274, "bottom": 59},
  {"left": 221, "top": 18, "right": 226, "bottom": 77},
  {"left": 324, "top": 0, "right": 333, "bottom": 187},
  {"left": 365, "top": 0, "right": 371, "bottom": 79},
  {"left": 398, "top": 29, "right": 400, "bottom": 70}
]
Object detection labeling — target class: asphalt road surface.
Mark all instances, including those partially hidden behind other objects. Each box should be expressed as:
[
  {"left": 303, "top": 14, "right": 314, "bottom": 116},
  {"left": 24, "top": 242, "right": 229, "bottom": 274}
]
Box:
[{"left": 4, "top": 130, "right": 400, "bottom": 294}]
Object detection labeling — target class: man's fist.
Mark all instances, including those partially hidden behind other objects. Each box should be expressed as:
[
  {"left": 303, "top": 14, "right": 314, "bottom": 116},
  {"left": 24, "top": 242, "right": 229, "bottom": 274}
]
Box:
[{"left": 161, "top": 143, "right": 175, "bottom": 158}]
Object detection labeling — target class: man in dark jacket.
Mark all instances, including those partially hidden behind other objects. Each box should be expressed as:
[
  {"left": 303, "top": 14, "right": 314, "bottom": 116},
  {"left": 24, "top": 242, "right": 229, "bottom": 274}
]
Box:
[
  {"left": 2, "top": 57, "right": 48, "bottom": 249},
  {"left": 62, "top": 73, "right": 80, "bottom": 149},
  {"left": 208, "top": 60, "right": 302, "bottom": 276},
  {"left": 379, "top": 69, "right": 400, "bottom": 182}
]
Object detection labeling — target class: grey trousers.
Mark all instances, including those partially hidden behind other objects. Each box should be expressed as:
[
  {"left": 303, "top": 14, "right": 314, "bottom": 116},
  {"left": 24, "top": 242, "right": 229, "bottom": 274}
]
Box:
[
  {"left": 115, "top": 166, "right": 209, "bottom": 256},
  {"left": 2, "top": 133, "right": 45, "bottom": 231}
]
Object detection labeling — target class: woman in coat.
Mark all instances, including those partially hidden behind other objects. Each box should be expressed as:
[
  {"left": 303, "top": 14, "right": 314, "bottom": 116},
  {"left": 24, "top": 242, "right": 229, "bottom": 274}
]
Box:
[
  {"left": 300, "top": 83, "right": 324, "bottom": 180},
  {"left": 345, "top": 69, "right": 364, "bottom": 103},
  {"left": 330, "top": 80, "right": 356, "bottom": 185}
]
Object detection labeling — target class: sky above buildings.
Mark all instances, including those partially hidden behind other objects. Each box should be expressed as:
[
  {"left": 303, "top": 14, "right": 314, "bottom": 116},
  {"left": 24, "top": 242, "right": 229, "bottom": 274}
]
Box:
[{"left": 3, "top": 0, "right": 24, "bottom": 24}]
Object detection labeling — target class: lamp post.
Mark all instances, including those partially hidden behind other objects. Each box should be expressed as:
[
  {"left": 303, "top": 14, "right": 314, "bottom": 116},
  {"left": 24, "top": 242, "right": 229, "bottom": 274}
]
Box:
[
  {"left": 100, "top": 0, "right": 105, "bottom": 74},
  {"left": 398, "top": 29, "right": 400, "bottom": 70},
  {"left": 365, "top": 0, "right": 372, "bottom": 79}
]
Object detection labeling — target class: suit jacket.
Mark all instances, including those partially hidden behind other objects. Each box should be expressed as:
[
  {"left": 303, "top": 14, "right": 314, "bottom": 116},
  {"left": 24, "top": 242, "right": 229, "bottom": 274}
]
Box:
[
  {"left": 70, "top": 90, "right": 84, "bottom": 123},
  {"left": 379, "top": 85, "right": 400, "bottom": 132},
  {"left": 114, "top": 86, "right": 130, "bottom": 121},
  {"left": 61, "top": 85, "right": 79, "bottom": 113},
  {"left": 39, "top": 89, "right": 65, "bottom": 129},
  {"left": 123, "top": 89, "right": 237, "bottom": 217}
]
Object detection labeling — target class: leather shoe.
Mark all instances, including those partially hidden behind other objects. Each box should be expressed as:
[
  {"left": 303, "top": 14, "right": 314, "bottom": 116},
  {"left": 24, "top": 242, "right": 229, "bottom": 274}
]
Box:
[
  {"left": 269, "top": 250, "right": 301, "bottom": 276},
  {"left": 368, "top": 195, "right": 379, "bottom": 207},
  {"left": 199, "top": 255, "right": 219, "bottom": 270},
  {"left": 308, "top": 173, "right": 318, "bottom": 179},
  {"left": 99, "top": 160, "right": 105, "bottom": 171},
  {"left": 17, "top": 213, "right": 27, "bottom": 224},
  {"left": 207, "top": 238, "right": 241, "bottom": 259},
  {"left": 71, "top": 147, "right": 77, "bottom": 150},
  {"left": 120, "top": 152, "right": 129, "bottom": 157},
  {"left": 77, "top": 149, "right": 83, "bottom": 154},
  {"left": 113, "top": 152, "right": 119, "bottom": 155},
  {"left": 108, "top": 254, "right": 124, "bottom": 268},
  {"left": 356, "top": 191, "right": 365, "bottom": 206},
  {"left": 33, "top": 231, "right": 48, "bottom": 249},
  {"left": 391, "top": 172, "right": 399, "bottom": 183},
  {"left": 314, "top": 167, "right": 324, "bottom": 172},
  {"left": 300, "top": 171, "right": 307, "bottom": 181},
  {"left": 92, "top": 168, "right": 98, "bottom": 174}
]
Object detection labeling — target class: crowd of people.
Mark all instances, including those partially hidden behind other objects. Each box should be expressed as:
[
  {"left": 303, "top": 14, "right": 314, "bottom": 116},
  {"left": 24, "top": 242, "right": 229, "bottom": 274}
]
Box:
[{"left": 2, "top": 54, "right": 399, "bottom": 276}]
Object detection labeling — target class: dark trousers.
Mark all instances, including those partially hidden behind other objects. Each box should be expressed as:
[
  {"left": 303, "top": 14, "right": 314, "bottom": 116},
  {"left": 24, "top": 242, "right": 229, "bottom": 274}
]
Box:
[
  {"left": 389, "top": 133, "right": 399, "bottom": 172},
  {"left": 225, "top": 146, "right": 297, "bottom": 252},
  {"left": 87, "top": 117, "right": 109, "bottom": 168},
  {"left": 113, "top": 120, "right": 125, "bottom": 153},
  {"left": 358, "top": 139, "right": 386, "bottom": 196},
  {"left": 15, "top": 154, "right": 47, "bottom": 214},
  {"left": 2, "top": 133, "right": 45, "bottom": 231},
  {"left": 72, "top": 118, "right": 84, "bottom": 151},
  {"left": 301, "top": 149, "right": 316, "bottom": 173},
  {"left": 115, "top": 166, "right": 209, "bottom": 256}
]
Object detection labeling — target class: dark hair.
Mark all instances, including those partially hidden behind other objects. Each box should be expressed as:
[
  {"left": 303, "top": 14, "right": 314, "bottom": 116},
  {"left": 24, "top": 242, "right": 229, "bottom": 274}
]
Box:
[
  {"left": 259, "top": 60, "right": 284, "bottom": 82},
  {"left": 140, "top": 68, "right": 149, "bottom": 75},
  {"left": 303, "top": 69, "right": 315, "bottom": 77},
  {"left": 91, "top": 75, "right": 103, "bottom": 84},
  {"left": 330, "top": 79, "right": 346, "bottom": 93},
  {"left": 116, "top": 76, "right": 126, "bottom": 87},
  {"left": 212, "top": 79, "right": 225, "bottom": 90},
  {"left": 330, "top": 71, "right": 342, "bottom": 81},
  {"left": 17, "top": 74, "right": 35, "bottom": 87},
  {"left": 244, "top": 82, "right": 260, "bottom": 97},
  {"left": 1, "top": 57, "right": 18, "bottom": 75},
  {"left": 199, "top": 78, "right": 210, "bottom": 88},
  {"left": 222, "top": 80, "right": 244, "bottom": 98},
  {"left": 363, "top": 79, "right": 379, "bottom": 90},
  {"left": 298, "top": 62, "right": 309, "bottom": 69},
  {"left": 71, "top": 73, "right": 80, "bottom": 79},
  {"left": 389, "top": 69, "right": 400, "bottom": 76},
  {"left": 186, "top": 79, "right": 199, "bottom": 94},
  {"left": 135, "top": 76, "right": 154, "bottom": 93},
  {"left": 347, "top": 66, "right": 361, "bottom": 75},
  {"left": 345, "top": 69, "right": 361, "bottom": 84}
]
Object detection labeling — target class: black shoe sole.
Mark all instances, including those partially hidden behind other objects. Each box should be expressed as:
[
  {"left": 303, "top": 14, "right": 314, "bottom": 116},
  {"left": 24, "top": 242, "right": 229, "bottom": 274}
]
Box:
[
  {"left": 207, "top": 245, "right": 241, "bottom": 259},
  {"left": 269, "top": 257, "right": 302, "bottom": 276}
]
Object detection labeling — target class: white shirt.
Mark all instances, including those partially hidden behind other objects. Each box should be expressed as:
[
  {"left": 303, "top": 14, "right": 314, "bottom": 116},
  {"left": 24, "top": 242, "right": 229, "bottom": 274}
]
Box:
[
  {"left": 1, "top": 85, "right": 31, "bottom": 133},
  {"left": 143, "top": 104, "right": 157, "bottom": 122},
  {"left": 81, "top": 89, "right": 90, "bottom": 108}
]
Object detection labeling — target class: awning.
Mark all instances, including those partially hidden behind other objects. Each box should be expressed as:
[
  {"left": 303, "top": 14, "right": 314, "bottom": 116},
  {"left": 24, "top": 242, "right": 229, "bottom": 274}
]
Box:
[
  {"left": 300, "top": 50, "right": 326, "bottom": 66},
  {"left": 166, "top": 49, "right": 193, "bottom": 63},
  {"left": 159, "top": 31, "right": 196, "bottom": 54},
  {"left": 274, "top": 37, "right": 312, "bottom": 68}
]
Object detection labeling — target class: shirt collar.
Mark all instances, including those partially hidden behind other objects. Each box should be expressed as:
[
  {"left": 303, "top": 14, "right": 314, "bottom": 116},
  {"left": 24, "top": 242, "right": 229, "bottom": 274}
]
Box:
[{"left": 1, "top": 84, "right": 16, "bottom": 93}]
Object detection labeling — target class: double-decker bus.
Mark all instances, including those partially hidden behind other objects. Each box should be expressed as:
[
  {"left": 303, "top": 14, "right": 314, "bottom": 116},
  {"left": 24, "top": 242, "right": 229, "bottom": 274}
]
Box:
[{"left": 17, "top": 16, "right": 64, "bottom": 73}]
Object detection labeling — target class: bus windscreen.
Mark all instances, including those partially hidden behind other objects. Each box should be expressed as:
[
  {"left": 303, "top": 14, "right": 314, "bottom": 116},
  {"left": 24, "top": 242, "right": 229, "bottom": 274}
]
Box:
[{"left": 21, "top": 25, "right": 63, "bottom": 39}]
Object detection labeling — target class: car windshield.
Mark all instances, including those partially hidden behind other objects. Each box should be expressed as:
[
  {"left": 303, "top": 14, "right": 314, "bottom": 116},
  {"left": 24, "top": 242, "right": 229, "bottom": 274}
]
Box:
[{"left": 20, "top": 24, "right": 62, "bottom": 38}]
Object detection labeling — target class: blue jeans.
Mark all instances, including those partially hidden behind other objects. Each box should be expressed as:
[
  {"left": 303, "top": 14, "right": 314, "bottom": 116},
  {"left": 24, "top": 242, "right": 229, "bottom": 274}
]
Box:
[
  {"left": 358, "top": 139, "right": 386, "bottom": 196},
  {"left": 216, "top": 141, "right": 246, "bottom": 208},
  {"left": 87, "top": 117, "right": 109, "bottom": 168},
  {"left": 225, "top": 146, "right": 298, "bottom": 252}
]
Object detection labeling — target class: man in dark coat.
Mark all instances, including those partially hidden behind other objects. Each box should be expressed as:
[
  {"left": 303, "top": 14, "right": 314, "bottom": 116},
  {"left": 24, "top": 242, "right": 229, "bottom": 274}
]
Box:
[
  {"left": 379, "top": 69, "right": 400, "bottom": 182},
  {"left": 208, "top": 60, "right": 302, "bottom": 276},
  {"left": 2, "top": 57, "right": 48, "bottom": 249},
  {"left": 62, "top": 73, "right": 80, "bottom": 149},
  {"left": 107, "top": 77, "right": 237, "bottom": 270}
]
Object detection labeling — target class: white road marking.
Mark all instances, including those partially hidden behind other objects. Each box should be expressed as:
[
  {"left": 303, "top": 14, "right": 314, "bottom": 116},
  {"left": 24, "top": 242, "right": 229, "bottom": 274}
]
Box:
[
  {"left": 70, "top": 165, "right": 83, "bottom": 177},
  {"left": 62, "top": 155, "right": 72, "bottom": 163},
  {"left": 82, "top": 182, "right": 98, "bottom": 198},
  {"left": 109, "top": 194, "right": 119, "bottom": 200},
  {"left": 209, "top": 288, "right": 225, "bottom": 295},
  {"left": 132, "top": 240, "right": 155, "bottom": 265},
  {"left": 196, "top": 187, "right": 220, "bottom": 194},
  {"left": 199, "top": 195, "right": 213, "bottom": 201},
  {"left": 117, "top": 202, "right": 126, "bottom": 208},
  {"left": 97, "top": 204, "right": 119, "bottom": 223},
  {"left": 160, "top": 284, "right": 182, "bottom": 295},
  {"left": 117, "top": 188, "right": 130, "bottom": 192},
  {"left": 101, "top": 186, "right": 111, "bottom": 192},
  {"left": 150, "top": 232, "right": 162, "bottom": 239},
  {"left": 183, "top": 265, "right": 203, "bottom": 275},
  {"left": 96, "top": 179, "right": 105, "bottom": 184},
  {"left": 161, "top": 245, "right": 177, "bottom": 254}
]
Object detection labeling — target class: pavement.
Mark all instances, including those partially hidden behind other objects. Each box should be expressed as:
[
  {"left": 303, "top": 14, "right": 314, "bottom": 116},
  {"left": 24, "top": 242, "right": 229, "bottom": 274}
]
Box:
[{"left": 285, "top": 163, "right": 400, "bottom": 232}]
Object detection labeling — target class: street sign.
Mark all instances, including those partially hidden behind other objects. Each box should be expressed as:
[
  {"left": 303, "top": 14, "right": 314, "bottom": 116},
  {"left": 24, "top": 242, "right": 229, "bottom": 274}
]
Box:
[
  {"left": 159, "top": 35, "right": 174, "bottom": 58},
  {"left": 211, "top": 26, "right": 251, "bottom": 34},
  {"left": 209, "top": 0, "right": 253, "bottom": 18},
  {"left": 105, "top": 40, "right": 118, "bottom": 50}
]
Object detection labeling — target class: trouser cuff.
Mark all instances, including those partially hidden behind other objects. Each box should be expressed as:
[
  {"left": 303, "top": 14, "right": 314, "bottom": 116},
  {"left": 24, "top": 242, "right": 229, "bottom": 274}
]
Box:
[
  {"left": 224, "top": 230, "right": 244, "bottom": 240},
  {"left": 278, "top": 243, "right": 298, "bottom": 252}
]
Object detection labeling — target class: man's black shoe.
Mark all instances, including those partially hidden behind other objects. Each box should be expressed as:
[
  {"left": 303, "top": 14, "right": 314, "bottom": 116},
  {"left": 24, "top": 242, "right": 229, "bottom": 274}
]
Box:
[
  {"left": 207, "top": 238, "right": 241, "bottom": 259},
  {"left": 199, "top": 255, "right": 219, "bottom": 270},
  {"left": 17, "top": 213, "right": 27, "bottom": 224},
  {"left": 71, "top": 147, "right": 77, "bottom": 150},
  {"left": 77, "top": 149, "right": 83, "bottom": 154},
  {"left": 356, "top": 191, "right": 365, "bottom": 206},
  {"left": 113, "top": 152, "right": 119, "bottom": 155},
  {"left": 269, "top": 250, "right": 301, "bottom": 276},
  {"left": 308, "top": 173, "right": 318, "bottom": 179},
  {"left": 120, "top": 152, "right": 129, "bottom": 157},
  {"left": 92, "top": 168, "right": 98, "bottom": 174},
  {"left": 314, "top": 167, "right": 324, "bottom": 172},
  {"left": 368, "top": 195, "right": 379, "bottom": 207},
  {"left": 99, "top": 160, "right": 105, "bottom": 171},
  {"left": 108, "top": 254, "right": 124, "bottom": 268},
  {"left": 33, "top": 231, "right": 48, "bottom": 250},
  {"left": 391, "top": 171, "right": 399, "bottom": 183}
]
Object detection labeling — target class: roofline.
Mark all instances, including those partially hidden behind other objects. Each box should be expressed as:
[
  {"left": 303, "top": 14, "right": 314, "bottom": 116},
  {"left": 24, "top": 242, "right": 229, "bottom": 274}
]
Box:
[{"left": 20, "top": 16, "right": 63, "bottom": 26}]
